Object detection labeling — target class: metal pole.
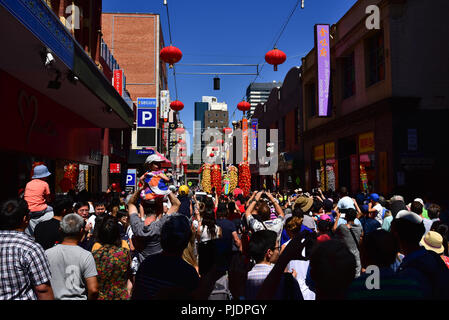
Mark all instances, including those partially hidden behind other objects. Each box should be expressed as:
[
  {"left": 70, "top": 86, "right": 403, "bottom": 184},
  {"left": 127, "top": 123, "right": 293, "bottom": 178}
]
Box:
[{"left": 176, "top": 72, "right": 259, "bottom": 75}]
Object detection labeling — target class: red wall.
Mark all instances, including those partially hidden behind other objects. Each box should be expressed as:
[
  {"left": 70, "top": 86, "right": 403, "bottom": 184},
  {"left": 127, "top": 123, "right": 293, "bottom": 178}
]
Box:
[{"left": 0, "top": 70, "right": 102, "bottom": 165}]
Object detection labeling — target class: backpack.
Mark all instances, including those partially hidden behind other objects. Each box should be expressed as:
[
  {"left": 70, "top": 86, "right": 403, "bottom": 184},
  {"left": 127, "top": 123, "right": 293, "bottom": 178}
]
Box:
[{"left": 208, "top": 273, "right": 232, "bottom": 300}]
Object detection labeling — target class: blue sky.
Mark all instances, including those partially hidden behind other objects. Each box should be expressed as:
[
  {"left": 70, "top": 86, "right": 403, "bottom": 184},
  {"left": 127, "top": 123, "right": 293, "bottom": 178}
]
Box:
[{"left": 103, "top": 0, "right": 358, "bottom": 134}]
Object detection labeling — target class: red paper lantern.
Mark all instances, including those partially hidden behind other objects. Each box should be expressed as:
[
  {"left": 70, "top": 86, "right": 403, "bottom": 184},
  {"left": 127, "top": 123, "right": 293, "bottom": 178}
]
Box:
[
  {"left": 265, "top": 48, "right": 287, "bottom": 71},
  {"left": 170, "top": 100, "right": 184, "bottom": 112},
  {"left": 223, "top": 127, "right": 232, "bottom": 134},
  {"left": 210, "top": 153, "right": 215, "bottom": 157},
  {"left": 160, "top": 45, "right": 182, "bottom": 68},
  {"left": 237, "top": 101, "right": 251, "bottom": 112},
  {"left": 180, "top": 153, "right": 186, "bottom": 157},
  {"left": 178, "top": 139, "right": 186, "bottom": 144},
  {"left": 175, "top": 127, "right": 185, "bottom": 134},
  {"left": 217, "top": 139, "right": 224, "bottom": 144},
  {"left": 111, "top": 183, "right": 117, "bottom": 190}
]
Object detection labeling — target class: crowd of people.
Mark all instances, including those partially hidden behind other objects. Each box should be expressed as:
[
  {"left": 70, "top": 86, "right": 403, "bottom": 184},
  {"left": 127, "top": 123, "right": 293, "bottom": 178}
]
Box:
[{"left": 1, "top": 158, "right": 449, "bottom": 300}]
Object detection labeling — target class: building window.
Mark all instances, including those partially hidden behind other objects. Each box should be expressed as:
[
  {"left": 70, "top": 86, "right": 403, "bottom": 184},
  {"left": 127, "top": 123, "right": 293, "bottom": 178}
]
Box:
[
  {"left": 365, "top": 32, "right": 385, "bottom": 87},
  {"left": 342, "top": 52, "right": 355, "bottom": 99}
]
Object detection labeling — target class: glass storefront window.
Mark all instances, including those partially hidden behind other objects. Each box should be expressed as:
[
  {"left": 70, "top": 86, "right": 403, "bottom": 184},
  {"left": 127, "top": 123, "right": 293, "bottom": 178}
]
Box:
[
  {"left": 360, "top": 153, "right": 375, "bottom": 193},
  {"left": 326, "top": 159, "right": 336, "bottom": 192}
]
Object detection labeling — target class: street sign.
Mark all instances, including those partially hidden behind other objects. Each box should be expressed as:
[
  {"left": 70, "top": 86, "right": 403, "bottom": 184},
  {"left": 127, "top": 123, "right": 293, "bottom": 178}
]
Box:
[
  {"left": 125, "top": 186, "right": 135, "bottom": 194},
  {"left": 251, "top": 119, "right": 258, "bottom": 151},
  {"left": 136, "top": 98, "right": 158, "bottom": 148},
  {"left": 136, "top": 149, "right": 155, "bottom": 155},
  {"left": 126, "top": 169, "right": 136, "bottom": 186},
  {"left": 137, "top": 98, "right": 157, "bottom": 108},
  {"left": 315, "top": 24, "right": 331, "bottom": 117},
  {"left": 113, "top": 70, "right": 123, "bottom": 96},
  {"left": 160, "top": 91, "right": 170, "bottom": 120},
  {"left": 110, "top": 163, "right": 121, "bottom": 173},
  {"left": 137, "top": 108, "right": 157, "bottom": 127}
]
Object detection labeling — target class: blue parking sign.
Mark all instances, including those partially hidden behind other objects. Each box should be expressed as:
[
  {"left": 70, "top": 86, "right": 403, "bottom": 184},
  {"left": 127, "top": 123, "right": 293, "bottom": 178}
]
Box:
[
  {"left": 126, "top": 169, "right": 137, "bottom": 186},
  {"left": 137, "top": 108, "right": 157, "bottom": 127}
]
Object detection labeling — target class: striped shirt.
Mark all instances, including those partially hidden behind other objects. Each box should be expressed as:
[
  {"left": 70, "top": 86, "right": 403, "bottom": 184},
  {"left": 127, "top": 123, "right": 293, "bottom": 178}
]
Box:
[
  {"left": 245, "top": 263, "right": 274, "bottom": 300},
  {"left": 0, "top": 230, "right": 51, "bottom": 300}
]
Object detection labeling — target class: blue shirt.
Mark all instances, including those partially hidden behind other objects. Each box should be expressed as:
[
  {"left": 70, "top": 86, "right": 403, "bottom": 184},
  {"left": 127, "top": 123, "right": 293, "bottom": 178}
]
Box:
[
  {"left": 280, "top": 224, "right": 313, "bottom": 246},
  {"left": 336, "top": 217, "right": 361, "bottom": 227},
  {"left": 359, "top": 217, "right": 381, "bottom": 235}
]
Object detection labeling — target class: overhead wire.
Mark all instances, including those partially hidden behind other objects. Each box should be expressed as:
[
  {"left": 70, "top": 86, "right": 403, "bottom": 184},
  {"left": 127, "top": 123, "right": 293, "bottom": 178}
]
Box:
[
  {"left": 229, "top": 0, "right": 302, "bottom": 123},
  {"left": 164, "top": 1, "right": 179, "bottom": 102}
]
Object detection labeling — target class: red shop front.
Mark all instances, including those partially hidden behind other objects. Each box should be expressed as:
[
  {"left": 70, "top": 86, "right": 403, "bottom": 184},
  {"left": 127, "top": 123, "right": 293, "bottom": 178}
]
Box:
[{"left": 0, "top": 70, "right": 103, "bottom": 201}]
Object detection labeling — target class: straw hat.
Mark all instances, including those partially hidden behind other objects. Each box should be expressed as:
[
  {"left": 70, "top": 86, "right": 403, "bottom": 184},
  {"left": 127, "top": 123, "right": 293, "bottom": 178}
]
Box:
[
  {"left": 420, "top": 231, "right": 444, "bottom": 255},
  {"left": 294, "top": 196, "right": 313, "bottom": 212}
]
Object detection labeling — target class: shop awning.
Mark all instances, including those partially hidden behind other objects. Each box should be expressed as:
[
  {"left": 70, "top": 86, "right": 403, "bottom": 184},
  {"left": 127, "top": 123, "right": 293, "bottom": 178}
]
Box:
[{"left": 0, "top": 0, "right": 134, "bottom": 128}]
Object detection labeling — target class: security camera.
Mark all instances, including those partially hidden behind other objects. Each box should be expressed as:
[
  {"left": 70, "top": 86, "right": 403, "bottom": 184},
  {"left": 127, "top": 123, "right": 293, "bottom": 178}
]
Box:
[
  {"left": 45, "top": 52, "right": 55, "bottom": 67},
  {"left": 41, "top": 48, "right": 55, "bottom": 68},
  {"left": 67, "top": 71, "right": 79, "bottom": 84}
]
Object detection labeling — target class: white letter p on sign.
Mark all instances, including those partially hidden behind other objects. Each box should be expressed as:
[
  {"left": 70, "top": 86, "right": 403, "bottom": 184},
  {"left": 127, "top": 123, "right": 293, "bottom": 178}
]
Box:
[{"left": 142, "top": 111, "right": 152, "bottom": 124}]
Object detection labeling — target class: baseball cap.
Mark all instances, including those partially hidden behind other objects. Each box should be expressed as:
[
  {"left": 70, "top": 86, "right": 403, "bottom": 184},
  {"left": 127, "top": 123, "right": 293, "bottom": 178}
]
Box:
[
  {"left": 361, "top": 204, "right": 369, "bottom": 214},
  {"left": 338, "top": 197, "right": 355, "bottom": 210},
  {"left": 369, "top": 193, "right": 380, "bottom": 202},
  {"left": 320, "top": 214, "right": 331, "bottom": 221},
  {"left": 414, "top": 198, "right": 424, "bottom": 206},
  {"left": 395, "top": 210, "right": 423, "bottom": 224},
  {"left": 179, "top": 185, "right": 189, "bottom": 195},
  {"left": 317, "top": 234, "right": 331, "bottom": 243}
]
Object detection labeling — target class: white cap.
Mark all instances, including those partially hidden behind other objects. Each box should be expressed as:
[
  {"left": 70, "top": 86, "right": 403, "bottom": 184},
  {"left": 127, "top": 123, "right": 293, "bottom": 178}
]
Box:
[
  {"left": 338, "top": 196, "right": 356, "bottom": 210},
  {"left": 414, "top": 198, "right": 424, "bottom": 206},
  {"left": 145, "top": 154, "right": 164, "bottom": 164},
  {"left": 396, "top": 210, "right": 423, "bottom": 224}
]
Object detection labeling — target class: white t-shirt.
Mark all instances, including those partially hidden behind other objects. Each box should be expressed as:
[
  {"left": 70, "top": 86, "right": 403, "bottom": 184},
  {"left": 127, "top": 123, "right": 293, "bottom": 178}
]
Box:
[
  {"left": 45, "top": 244, "right": 98, "bottom": 300},
  {"left": 284, "top": 239, "right": 316, "bottom": 301},
  {"left": 198, "top": 225, "right": 221, "bottom": 242},
  {"left": 373, "top": 203, "right": 384, "bottom": 224}
]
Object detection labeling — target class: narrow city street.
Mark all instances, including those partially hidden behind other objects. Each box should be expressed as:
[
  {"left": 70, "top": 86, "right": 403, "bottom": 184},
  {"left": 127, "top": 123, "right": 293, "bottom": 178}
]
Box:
[{"left": 1, "top": 0, "right": 449, "bottom": 311}]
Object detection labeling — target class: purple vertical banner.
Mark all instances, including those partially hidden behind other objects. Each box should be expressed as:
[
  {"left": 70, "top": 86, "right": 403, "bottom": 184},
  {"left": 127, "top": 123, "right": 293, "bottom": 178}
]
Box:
[
  {"left": 315, "top": 24, "right": 331, "bottom": 117},
  {"left": 251, "top": 119, "right": 258, "bottom": 150}
]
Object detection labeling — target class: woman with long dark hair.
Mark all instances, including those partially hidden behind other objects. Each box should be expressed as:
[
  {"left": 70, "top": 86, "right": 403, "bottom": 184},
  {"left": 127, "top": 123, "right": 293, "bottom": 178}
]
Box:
[{"left": 195, "top": 208, "right": 222, "bottom": 276}]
